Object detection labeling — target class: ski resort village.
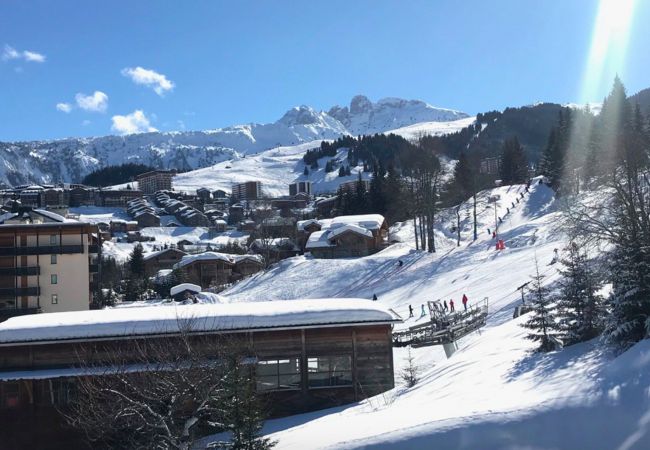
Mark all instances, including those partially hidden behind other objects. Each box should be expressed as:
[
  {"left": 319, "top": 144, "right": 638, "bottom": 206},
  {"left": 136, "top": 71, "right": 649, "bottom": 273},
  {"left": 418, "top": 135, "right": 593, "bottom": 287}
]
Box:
[{"left": 2, "top": 1, "right": 650, "bottom": 449}]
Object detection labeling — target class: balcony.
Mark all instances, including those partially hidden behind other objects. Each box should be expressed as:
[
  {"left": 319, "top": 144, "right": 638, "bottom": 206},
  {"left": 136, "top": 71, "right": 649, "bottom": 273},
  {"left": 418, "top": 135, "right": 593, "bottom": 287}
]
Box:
[
  {"left": 0, "top": 245, "right": 84, "bottom": 256},
  {"left": 0, "top": 287, "right": 40, "bottom": 297},
  {"left": 0, "top": 266, "right": 40, "bottom": 276}
]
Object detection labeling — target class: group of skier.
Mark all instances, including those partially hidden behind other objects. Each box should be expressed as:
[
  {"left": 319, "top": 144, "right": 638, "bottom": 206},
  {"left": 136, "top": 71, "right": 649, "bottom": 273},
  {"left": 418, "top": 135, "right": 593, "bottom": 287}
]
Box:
[{"left": 408, "top": 294, "right": 469, "bottom": 318}]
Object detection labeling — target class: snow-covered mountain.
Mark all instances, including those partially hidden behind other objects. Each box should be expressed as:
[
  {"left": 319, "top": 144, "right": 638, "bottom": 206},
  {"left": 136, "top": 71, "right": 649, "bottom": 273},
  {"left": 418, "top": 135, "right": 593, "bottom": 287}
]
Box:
[
  {"left": 0, "top": 96, "right": 468, "bottom": 186},
  {"left": 328, "top": 95, "right": 468, "bottom": 135}
]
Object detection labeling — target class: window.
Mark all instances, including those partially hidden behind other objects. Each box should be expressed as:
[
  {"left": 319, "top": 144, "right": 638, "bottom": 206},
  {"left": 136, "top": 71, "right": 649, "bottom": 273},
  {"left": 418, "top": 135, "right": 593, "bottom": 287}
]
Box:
[
  {"left": 51, "top": 274, "right": 58, "bottom": 285},
  {"left": 50, "top": 379, "right": 76, "bottom": 405},
  {"left": 51, "top": 254, "right": 57, "bottom": 265},
  {"left": 0, "top": 382, "right": 19, "bottom": 409},
  {"left": 51, "top": 294, "right": 58, "bottom": 305},
  {"left": 50, "top": 234, "right": 58, "bottom": 245},
  {"left": 256, "top": 357, "right": 301, "bottom": 391},
  {"left": 307, "top": 355, "right": 352, "bottom": 388}
]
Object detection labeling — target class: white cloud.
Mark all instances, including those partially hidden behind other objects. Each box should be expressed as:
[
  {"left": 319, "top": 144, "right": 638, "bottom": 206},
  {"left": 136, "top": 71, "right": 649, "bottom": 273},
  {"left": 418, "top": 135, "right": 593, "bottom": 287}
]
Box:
[
  {"left": 75, "top": 91, "right": 108, "bottom": 113},
  {"left": 111, "top": 110, "right": 157, "bottom": 135},
  {"left": 81, "top": 120, "right": 92, "bottom": 126},
  {"left": 121, "top": 66, "right": 174, "bottom": 96},
  {"left": 56, "top": 102, "right": 72, "bottom": 113},
  {"left": 2, "top": 45, "right": 46, "bottom": 63}
]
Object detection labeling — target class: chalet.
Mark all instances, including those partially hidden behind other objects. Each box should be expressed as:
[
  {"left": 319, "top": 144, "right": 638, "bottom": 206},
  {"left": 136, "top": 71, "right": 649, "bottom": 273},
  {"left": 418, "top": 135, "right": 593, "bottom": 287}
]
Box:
[
  {"left": 315, "top": 196, "right": 338, "bottom": 217},
  {"left": 196, "top": 187, "right": 212, "bottom": 204},
  {"left": 305, "top": 214, "right": 388, "bottom": 258},
  {"left": 41, "top": 188, "right": 68, "bottom": 209},
  {"left": 174, "top": 252, "right": 234, "bottom": 288},
  {"left": 108, "top": 219, "right": 138, "bottom": 234},
  {"left": 169, "top": 282, "right": 201, "bottom": 301},
  {"left": 142, "top": 247, "right": 187, "bottom": 277},
  {"left": 0, "top": 299, "right": 399, "bottom": 447},
  {"left": 213, "top": 219, "right": 227, "bottom": 232},
  {"left": 134, "top": 211, "right": 161, "bottom": 228},
  {"left": 69, "top": 186, "right": 94, "bottom": 207},
  {"left": 297, "top": 219, "right": 322, "bottom": 251},
  {"left": 231, "top": 254, "right": 265, "bottom": 280}
]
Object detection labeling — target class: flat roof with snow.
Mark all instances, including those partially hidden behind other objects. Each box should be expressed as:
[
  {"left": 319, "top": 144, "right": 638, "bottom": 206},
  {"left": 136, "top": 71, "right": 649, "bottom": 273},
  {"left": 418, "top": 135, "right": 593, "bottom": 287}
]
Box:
[{"left": 0, "top": 299, "right": 401, "bottom": 345}]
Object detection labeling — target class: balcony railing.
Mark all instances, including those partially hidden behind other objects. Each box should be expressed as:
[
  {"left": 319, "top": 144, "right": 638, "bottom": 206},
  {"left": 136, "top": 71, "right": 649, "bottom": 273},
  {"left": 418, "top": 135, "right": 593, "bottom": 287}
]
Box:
[
  {"left": 0, "top": 267, "right": 40, "bottom": 276},
  {"left": 0, "top": 287, "right": 40, "bottom": 296},
  {"left": 0, "top": 245, "right": 84, "bottom": 256}
]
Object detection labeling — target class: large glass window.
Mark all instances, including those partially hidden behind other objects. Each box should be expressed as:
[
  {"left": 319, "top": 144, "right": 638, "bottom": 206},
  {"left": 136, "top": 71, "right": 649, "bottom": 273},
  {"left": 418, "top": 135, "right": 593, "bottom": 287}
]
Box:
[
  {"left": 256, "top": 357, "right": 301, "bottom": 391},
  {"left": 307, "top": 355, "right": 352, "bottom": 388}
]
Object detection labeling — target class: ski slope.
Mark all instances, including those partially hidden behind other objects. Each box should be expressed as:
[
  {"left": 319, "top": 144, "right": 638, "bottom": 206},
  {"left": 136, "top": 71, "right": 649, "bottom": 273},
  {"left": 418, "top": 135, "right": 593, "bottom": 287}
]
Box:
[
  {"left": 172, "top": 117, "right": 474, "bottom": 196},
  {"left": 211, "top": 180, "right": 650, "bottom": 450}
]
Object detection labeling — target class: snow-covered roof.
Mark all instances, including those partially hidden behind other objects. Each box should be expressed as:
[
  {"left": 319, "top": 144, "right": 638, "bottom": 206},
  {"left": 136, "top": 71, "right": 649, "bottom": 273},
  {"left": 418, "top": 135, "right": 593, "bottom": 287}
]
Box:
[
  {"left": 0, "top": 299, "right": 401, "bottom": 344},
  {"left": 232, "top": 254, "right": 264, "bottom": 265},
  {"left": 297, "top": 218, "right": 320, "bottom": 231},
  {"left": 33, "top": 209, "right": 70, "bottom": 223},
  {"left": 174, "top": 251, "right": 233, "bottom": 269},
  {"left": 329, "top": 214, "right": 385, "bottom": 231},
  {"left": 170, "top": 283, "right": 201, "bottom": 296},
  {"left": 305, "top": 230, "right": 336, "bottom": 249},
  {"left": 328, "top": 223, "right": 373, "bottom": 239},
  {"left": 143, "top": 247, "right": 186, "bottom": 261}
]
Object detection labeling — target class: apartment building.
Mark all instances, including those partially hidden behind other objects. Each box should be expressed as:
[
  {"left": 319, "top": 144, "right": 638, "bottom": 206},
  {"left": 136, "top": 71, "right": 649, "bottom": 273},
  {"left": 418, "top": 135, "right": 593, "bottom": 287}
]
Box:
[
  {"left": 136, "top": 170, "right": 174, "bottom": 194},
  {"left": 232, "top": 181, "right": 262, "bottom": 201},
  {"left": 0, "top": 222, "right": 99, "bottom": 321}
]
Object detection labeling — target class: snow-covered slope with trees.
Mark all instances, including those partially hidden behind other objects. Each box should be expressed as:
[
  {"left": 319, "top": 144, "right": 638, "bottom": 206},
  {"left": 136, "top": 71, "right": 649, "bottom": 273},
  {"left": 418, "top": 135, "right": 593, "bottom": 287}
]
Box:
[
  {"left": 172, "top": 117, "right": 473, "bottom": 196},
  {"left": 207, "top": 181, "right": 650, "bottom": 449},
  {"left": 0, "top": 96, "right": 467, "bottom": 186}
]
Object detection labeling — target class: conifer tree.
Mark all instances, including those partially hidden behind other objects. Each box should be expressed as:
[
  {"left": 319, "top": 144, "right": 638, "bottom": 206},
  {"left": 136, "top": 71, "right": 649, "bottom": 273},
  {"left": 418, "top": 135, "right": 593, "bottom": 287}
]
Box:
[
  {"left": 522, "top": 258, "right": 559, "bottom": 352},
  {"left": 555, "top": 242, "right": 605, "bottom": 345},
  {"left": 303, "top": 166, "right": 309, "bottom": 176},
  {"left": 499, "top": 136, "right": 528, "bottom": 185}
]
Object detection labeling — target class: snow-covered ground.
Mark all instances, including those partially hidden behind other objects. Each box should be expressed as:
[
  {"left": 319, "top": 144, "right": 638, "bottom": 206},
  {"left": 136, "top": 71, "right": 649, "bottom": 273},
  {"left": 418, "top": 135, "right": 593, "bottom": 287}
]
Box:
[
  {"left": 205, "top": 180, "right": 650, "bottom": 449},
  {"left": 102, "top": 227, "right": 250, "bottom": 262},
  {"left": 69, "top": 206, "right": 131, "bottom": 224},
  {"left": 172, "top": 117, "right": 474, "bottom": 196}
]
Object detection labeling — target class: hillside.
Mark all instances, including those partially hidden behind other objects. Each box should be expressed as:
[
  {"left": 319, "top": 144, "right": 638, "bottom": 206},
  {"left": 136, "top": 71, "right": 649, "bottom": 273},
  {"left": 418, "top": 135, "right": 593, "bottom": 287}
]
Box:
[
  {"left": 172, "top": 117, "right": 475, "bottom": 196},
  {"left": 211, "top": 181, "right": 650, "bottom": 449},
  {"left": 630, "top": 87, "right": 650, "bottom": 117}
]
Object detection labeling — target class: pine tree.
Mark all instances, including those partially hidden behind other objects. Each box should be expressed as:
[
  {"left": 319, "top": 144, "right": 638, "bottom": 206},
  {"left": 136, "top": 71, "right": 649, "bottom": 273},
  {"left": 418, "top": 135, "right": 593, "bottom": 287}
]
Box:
[
  {"left": 539, "top": 111, "right": 567, "bottom": 191},
  {"left": 128, "top": 243, "right": 146, "bottom": 278},
  {"left": 499, "top": 136, "right": 528, "bottom": 185},
  {"left": 555, "top": 242, "right": 605, "bottom": 345},
  {"left": 338, "top": 165, "right": 346, "bottom": 177},
  {"left": 217, "top": 352, "right": 275, "bottom": 450},
  {"left": 453, "top": 152, "right": 479, "bottom": 240},
  {"left": 522, "top": 258, "right": 559, "bottom": 352},
  {"left": 303, "top": 166, "right": 309, "bottom": 176}
]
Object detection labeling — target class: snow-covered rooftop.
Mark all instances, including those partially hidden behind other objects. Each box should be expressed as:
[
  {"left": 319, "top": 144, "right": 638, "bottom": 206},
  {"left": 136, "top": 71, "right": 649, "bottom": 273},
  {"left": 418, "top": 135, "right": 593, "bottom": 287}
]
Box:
[
  {"left": 0, "top": 299, "right": 401, "bottom": 344},
  {"left": 170, "top": 283, "right": 201, "bottom": 296},
  {"left": 174, "top": 251, "right": 234, "bottom": 268}
]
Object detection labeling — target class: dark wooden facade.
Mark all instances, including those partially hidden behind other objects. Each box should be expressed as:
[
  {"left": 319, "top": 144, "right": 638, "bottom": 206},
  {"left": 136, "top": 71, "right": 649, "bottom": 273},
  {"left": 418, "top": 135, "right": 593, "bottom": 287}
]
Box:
[{"left": 0, "top": 323, "right": 395, "bottom": 449}]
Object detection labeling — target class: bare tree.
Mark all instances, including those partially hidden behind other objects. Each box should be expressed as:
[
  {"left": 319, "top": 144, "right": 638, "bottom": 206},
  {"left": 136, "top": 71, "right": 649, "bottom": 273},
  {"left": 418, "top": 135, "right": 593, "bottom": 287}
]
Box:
[{"left": 63, "top": 322, "right": 274, "bottom": 450}]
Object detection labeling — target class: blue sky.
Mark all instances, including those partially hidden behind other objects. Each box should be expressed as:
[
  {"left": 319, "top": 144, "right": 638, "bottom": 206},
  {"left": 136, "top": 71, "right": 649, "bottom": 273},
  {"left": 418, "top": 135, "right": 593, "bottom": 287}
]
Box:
[{"left": 1, "top": 0, "right": 649, "bottom": 141}]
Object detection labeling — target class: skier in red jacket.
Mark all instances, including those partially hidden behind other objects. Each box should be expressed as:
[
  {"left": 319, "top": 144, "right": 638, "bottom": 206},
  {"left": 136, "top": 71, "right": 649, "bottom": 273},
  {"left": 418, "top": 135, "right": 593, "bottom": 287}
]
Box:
[
  {"left": 462, "top": 294, "right": 468, "bottom": 311},
  {"left": 449, "top": 299, "right": 455, "bottom": 312}
]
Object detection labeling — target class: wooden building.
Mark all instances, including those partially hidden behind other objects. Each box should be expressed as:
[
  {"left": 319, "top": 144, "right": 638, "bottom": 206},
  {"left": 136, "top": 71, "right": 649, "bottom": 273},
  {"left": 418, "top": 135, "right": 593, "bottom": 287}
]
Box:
[
  {"left": 142, "top": 247, "right": 187, "bottom": 277},
  {"left": 174, "top": 252, "right": 234, "bottom": 288},
  {"left": 305, "top": 214, "right": 388, "bottom": 259},
  {"left": 0, "top": 299, "right": 400, "bottom": 448}
]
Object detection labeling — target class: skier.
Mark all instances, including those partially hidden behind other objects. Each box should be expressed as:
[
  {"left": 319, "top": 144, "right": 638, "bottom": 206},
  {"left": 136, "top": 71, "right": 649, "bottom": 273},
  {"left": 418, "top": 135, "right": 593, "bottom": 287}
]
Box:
[
  {"left": 462, "top": 294, "right": 468, "bottom": 311},
  {"left": 487, "top": 228, "right": 491, "bottom": 236},
  {"left": 449, "top": 299, "right": 455, "bottom": 312},
  {"left": 420, "top": 304, "right": 426, "bottom": 317},
  {"left": 409, "top": 304, "right": 414, "bottom": 318},
  {"left": 443, "top": 300, "right": 448, "bottom": 311},
  {"left": 398, "top": 259, "right": 403, "bottom": 267},
  {"left": 372, "top": 293, "right": 378, "bottom": 301},
  {"left": 492, "top": 231, "right": 497, "bottom": 239}
]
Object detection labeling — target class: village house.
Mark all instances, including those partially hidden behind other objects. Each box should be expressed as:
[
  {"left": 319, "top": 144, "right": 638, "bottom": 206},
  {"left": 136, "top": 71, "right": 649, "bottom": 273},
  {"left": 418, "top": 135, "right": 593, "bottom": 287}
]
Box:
[
  {"left": 249, "top": 237, "right": 300, "bottom": 264},
  {"left": 173, "top": 252, "right": 234, "bottom": 289},
  {"left": 231, "top": 254, "right": 265, "bottom": 280},
  {"left": 0, "top": 300, "right": 399, "bottom": 447},
  {"left": 134, "top": 210, "right": 161, "bottom": 228},
  {"left": 142, "top": 247, "right": 187, "bottom": 277},
  {"left": 304, "top": 214, "right": 388, "bottom": 258}
]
